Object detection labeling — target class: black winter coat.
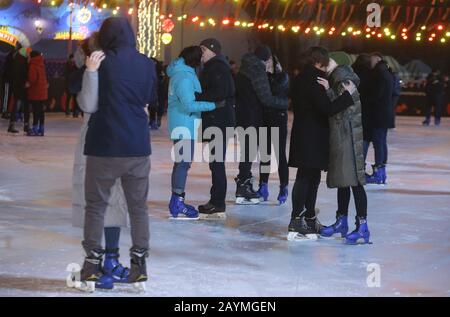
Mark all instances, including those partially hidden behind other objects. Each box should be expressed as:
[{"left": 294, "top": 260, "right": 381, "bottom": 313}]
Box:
[
  {"left": 352, "top": 62, "right": 373, "bottom": 141},
  {"left": 235, "top": 53, "right": 288, "bottom": 128},
  {"left": 288, "top": 65, "right": 354, "bottom": 170},
  {"left": 368, "top": 61, "right": 395, "bottom": 129},
  {"left": 11, "top": 53, "right": 28, "bottom": 100},
  {"left": 196, "top": 54, "right": 236, "bottom": 141}
]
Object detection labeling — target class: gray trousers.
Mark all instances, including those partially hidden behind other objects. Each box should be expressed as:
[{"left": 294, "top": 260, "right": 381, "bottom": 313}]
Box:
[{"left": 82, "top": 156, "right": 150, "bottom": 253}]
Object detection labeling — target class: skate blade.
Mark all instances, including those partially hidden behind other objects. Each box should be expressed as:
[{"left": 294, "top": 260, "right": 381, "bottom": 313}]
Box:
[
  {"left": 70, "top": 281, "right": 96, "bottom": 293},
  {"left": 199, "top": 212, "right": 226, "bottom": 220},
  {"left": 235, "top": 197, "right": 260, "bottom": 205},
  {"left": 345, "top": 238, "right": 372, "bottom": 245},
  {"left": 168, "top": 215, "right": 199, "bottom": 221},
  {"left": 319, "top": 233, "right": 346, "bottom": 240},
  {"left": 287, "top": 232, "right": 318, "bottom": 241},
  {"left": 133, "top": 281, "right": 147, "bottom": 293}
]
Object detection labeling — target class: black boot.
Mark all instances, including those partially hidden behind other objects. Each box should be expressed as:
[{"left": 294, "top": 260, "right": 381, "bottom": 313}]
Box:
[
  {"left": 235, "top": 177, "right": 260, "bottom": 205},
  {"left": 7, "top": 123, "right": 19, "bottom": 134},
  {"left": 198, "top": 201, "right": 226, "bottom": 220}
]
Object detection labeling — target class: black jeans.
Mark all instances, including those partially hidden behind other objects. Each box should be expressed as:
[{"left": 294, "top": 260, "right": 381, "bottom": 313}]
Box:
[
  {"left": 291, "top": 168, "right": 321, "bottom": 219},
  {"left": 208, "top": 136, "right": 229, "bottom": 207},
  {"left": 31, "top": 101, "right": 45, "bottom": 127},
  {"left": 424, "top": 95, "right": 445, "bottom": 122},
  {"left": 237, "top": 131, "right": 259, "bottom": 181},
  {"left": 337, "top": 185, "right": 367, "bottom": 218},
  {"left": 259, "top": 110, "right": 289, "bottom": 187}
]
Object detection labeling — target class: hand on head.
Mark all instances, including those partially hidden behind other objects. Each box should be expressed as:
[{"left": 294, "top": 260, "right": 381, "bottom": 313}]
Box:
[{"left": 86, "top": 50, "right": 105, "bottom": 72}]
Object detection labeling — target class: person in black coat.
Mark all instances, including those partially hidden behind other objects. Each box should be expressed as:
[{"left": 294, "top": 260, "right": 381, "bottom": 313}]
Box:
[
  {"left": 365, "top": 53, "right": 394, "bottom": 185},
  {"left": 234, "top": 45, "right": 289, "bottom": 204},
  {"left": 287, "top": 46, "right": 355, "bottom": 240},
  {"left": 7, "top": 47, "right": 30, "bottom": 134},
  {"left": 194, "top": 38, "right": 235, "bottom": 218},
  {"left": 423, "top": 70, "right": 446, "bottom": 127},
  {"left": 257, "top": 54, "right": 290, "bottom": 204},
  {"left": 352, "top": 54, "right": 373, "bottom": 147}
]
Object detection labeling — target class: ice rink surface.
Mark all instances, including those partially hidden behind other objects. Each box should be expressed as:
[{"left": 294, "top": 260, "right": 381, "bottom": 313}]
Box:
[{"left": 0, "top": 114, "right": 449, "bottom": 297}]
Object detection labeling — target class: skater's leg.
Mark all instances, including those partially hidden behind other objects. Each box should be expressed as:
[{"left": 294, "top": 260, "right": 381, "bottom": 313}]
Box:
[
  {"left": 237, "top": 133, "right": 255, "bottom": 181},
  {"left": 363, "top": 141, "right": 369, "bottom": 163},
  {"left": 291, "top": 168, "right": 310, "bottom": 218},
  {"left": 209, "top": 136, "right": 227, "bottom": 207},
  {"left": 304, "top": 168, "right": 321, "bottom": 218},
  {"left": 372, "top": 128, "right": 385, "bottom": 167},
  {"left": 83, "top": 156, "right": 118, "bottom": 253},
  {"left": 259, "top": 122, "right": 271, "bottom": 184},
  {"left": 351, "top": 184, "right": 367, "bottom": 219},
  {"left": 120, "top": 157, "right": 151, "bottom": 251},
  {"left": 382, "top": 129, "right": 388, "bottom": 165},
  {"left": 337, "top": 187, "right": 351, "bottom": 216},
  {"left": 23, "top": 100, "right": 30, "bottom": 127},
  {"left": 277, "top": 112, "right": 289, "bottom": 187},
  {"left": 171, "top": 140, "right": 194, "bottom": 195},
  {"left": 104, "top": 227, "right": 121, "bottom": 250},
  {"left": 32, "top": 102, "right": 38, "bottom": 126}
]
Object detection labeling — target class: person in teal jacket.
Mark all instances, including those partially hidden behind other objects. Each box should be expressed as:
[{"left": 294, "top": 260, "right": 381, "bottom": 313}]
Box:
[{"left": 167, "top": 46, "right": 220, "bottom": 220}]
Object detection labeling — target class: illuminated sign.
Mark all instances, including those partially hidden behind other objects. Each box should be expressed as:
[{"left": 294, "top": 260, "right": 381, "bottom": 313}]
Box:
[
  {"left": 54, "top": 31, "right": 86, "bottom": 40},
  {"left": 0, "top": 29, "right": 18, "bottom": 46}
]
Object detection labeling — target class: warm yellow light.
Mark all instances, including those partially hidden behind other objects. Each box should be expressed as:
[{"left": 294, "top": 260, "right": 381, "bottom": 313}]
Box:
[{"left": 161, "top": 33, "right": 172, "bottom": 45}]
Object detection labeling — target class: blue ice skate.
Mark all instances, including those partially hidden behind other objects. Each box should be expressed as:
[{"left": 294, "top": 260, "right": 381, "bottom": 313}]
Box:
[
  {"left": 169, "top": 193, "right": 199, "bottom": 220},
  {"left": 345, "top": 217, "right": 371, "bottom": 245},
  {"left": 320, "top": 214, "right": 348, "bottom": 238}
]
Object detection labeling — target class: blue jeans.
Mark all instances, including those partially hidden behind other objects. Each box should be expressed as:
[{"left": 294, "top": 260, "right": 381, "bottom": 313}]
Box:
[
  {"left": 171, "top": 139, "right": 195, "bottom": 194},
  {"left": 364, "top": 129, "right": 388, "bottom": 167}
]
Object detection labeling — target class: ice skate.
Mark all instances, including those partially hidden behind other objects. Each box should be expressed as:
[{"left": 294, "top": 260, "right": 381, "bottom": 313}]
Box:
[
  {"left": 345, "top": 217, "right": 371, "bottom": 245},
  {"left": 235, "top": 177, "right": 260, "bottom": 205},
  {"left": 277, "top": 185, "right": 289, "bottom": 205},
  {"left": 169, "top": 192, "right": 199, "bottom": 220},
  {"left": 69, "top": 249, "right": 114, "bottom": 292},
  {"left": 198, "top": 201, "right": 226, "bottom": 220},
  {"left": 320, "top": 212, "right": 348, "bottom": 239},
  {"left": 103, "top": 248, "right": 130, "bottom": 283},
  {"left": 37, "top": 125, "right": 44, "bottom": 137},
  {"left": 127, "top": 248, "right": 149, "bottom": 292},
  {"left": 257, "top": 182, "right": 269, "bottom": 201},
  {"left": 366, "top": 165, "right": 386, "bottom": 185},
  {"left": 7, "top": 123, "right": 19, "bottom": 135},
  {"left": 287, "top": 210, "right": 322, "bottom": 242}
]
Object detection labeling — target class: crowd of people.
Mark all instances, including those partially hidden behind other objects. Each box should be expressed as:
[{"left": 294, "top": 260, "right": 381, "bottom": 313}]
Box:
[
  {"left": 2, "top": 46, "right": 48, "bottom": 136},
  {"left": 0, "top": 16, "right": 416, "bottom": 292}
]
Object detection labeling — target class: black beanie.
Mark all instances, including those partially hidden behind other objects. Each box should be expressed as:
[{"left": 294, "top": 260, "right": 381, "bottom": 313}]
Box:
[
  {"left": 200, "top": 38, "right": 222, "bottom": 55},
  {"left": 255, "top": 45, "right": 272, "bottom": 62}
]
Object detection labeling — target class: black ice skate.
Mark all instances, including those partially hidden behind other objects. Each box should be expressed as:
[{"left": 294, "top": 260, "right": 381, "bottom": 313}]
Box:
[
  {"left": 235, "top": 177, "right": 260, "bottom": 205},
  {"left": 198, "top": 201, "right": 226, "bottom": 220},
  {"left": 287, "top": 210, "right": 323, "bottom": 241},
  {"left": 7, "top": 123, "right": 19, "bottom": 135},
  {"left": 69, "top": 248, "right": 113, "bottom": 293},
  {"left": 127, "top": 248, "right": 149, "bottom": 292}
]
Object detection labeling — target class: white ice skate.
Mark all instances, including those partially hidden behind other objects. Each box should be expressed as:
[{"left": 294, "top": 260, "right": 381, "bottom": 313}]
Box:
[
  {"left": 287, "top": 232, "right": 319, "bottom": 241},
  {"left": 199, "top": 212, "right": 227, "bottom": 220},
  {"left": 235, "top": 197, "right": 260, "bottom": 205}
]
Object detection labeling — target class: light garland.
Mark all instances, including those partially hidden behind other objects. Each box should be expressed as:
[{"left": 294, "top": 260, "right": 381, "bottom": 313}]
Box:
[
  {"left": 171, "top": 13, "right": 449, "bottom": 44},
  {"left": 137, "top": 0, "right": 161, "bottom": 58}
]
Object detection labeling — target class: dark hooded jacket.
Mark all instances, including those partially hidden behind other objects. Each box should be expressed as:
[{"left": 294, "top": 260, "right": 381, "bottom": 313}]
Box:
[
  {"left": 235, "top": 53, "right": 288, "bottom": 128},
  {"left": 288, "top": 64, "right": 353, "bottom": 170},
  {"left": 368, "top": 60, "right": 395, "bottom": 129},
  {"left": 196, "top": 54, "right": 236, "bottom": 141},
  {"left": 326, "top": 65, "right": 366, "bottom": 188},
  {"left": 84, "top": 17, "right": 157, "bottom": 157}
]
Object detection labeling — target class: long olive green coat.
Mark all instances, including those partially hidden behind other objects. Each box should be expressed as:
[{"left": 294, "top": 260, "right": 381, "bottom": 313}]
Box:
[{"left": 326, "top": 65, "right": 366, "bottom": 188}]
